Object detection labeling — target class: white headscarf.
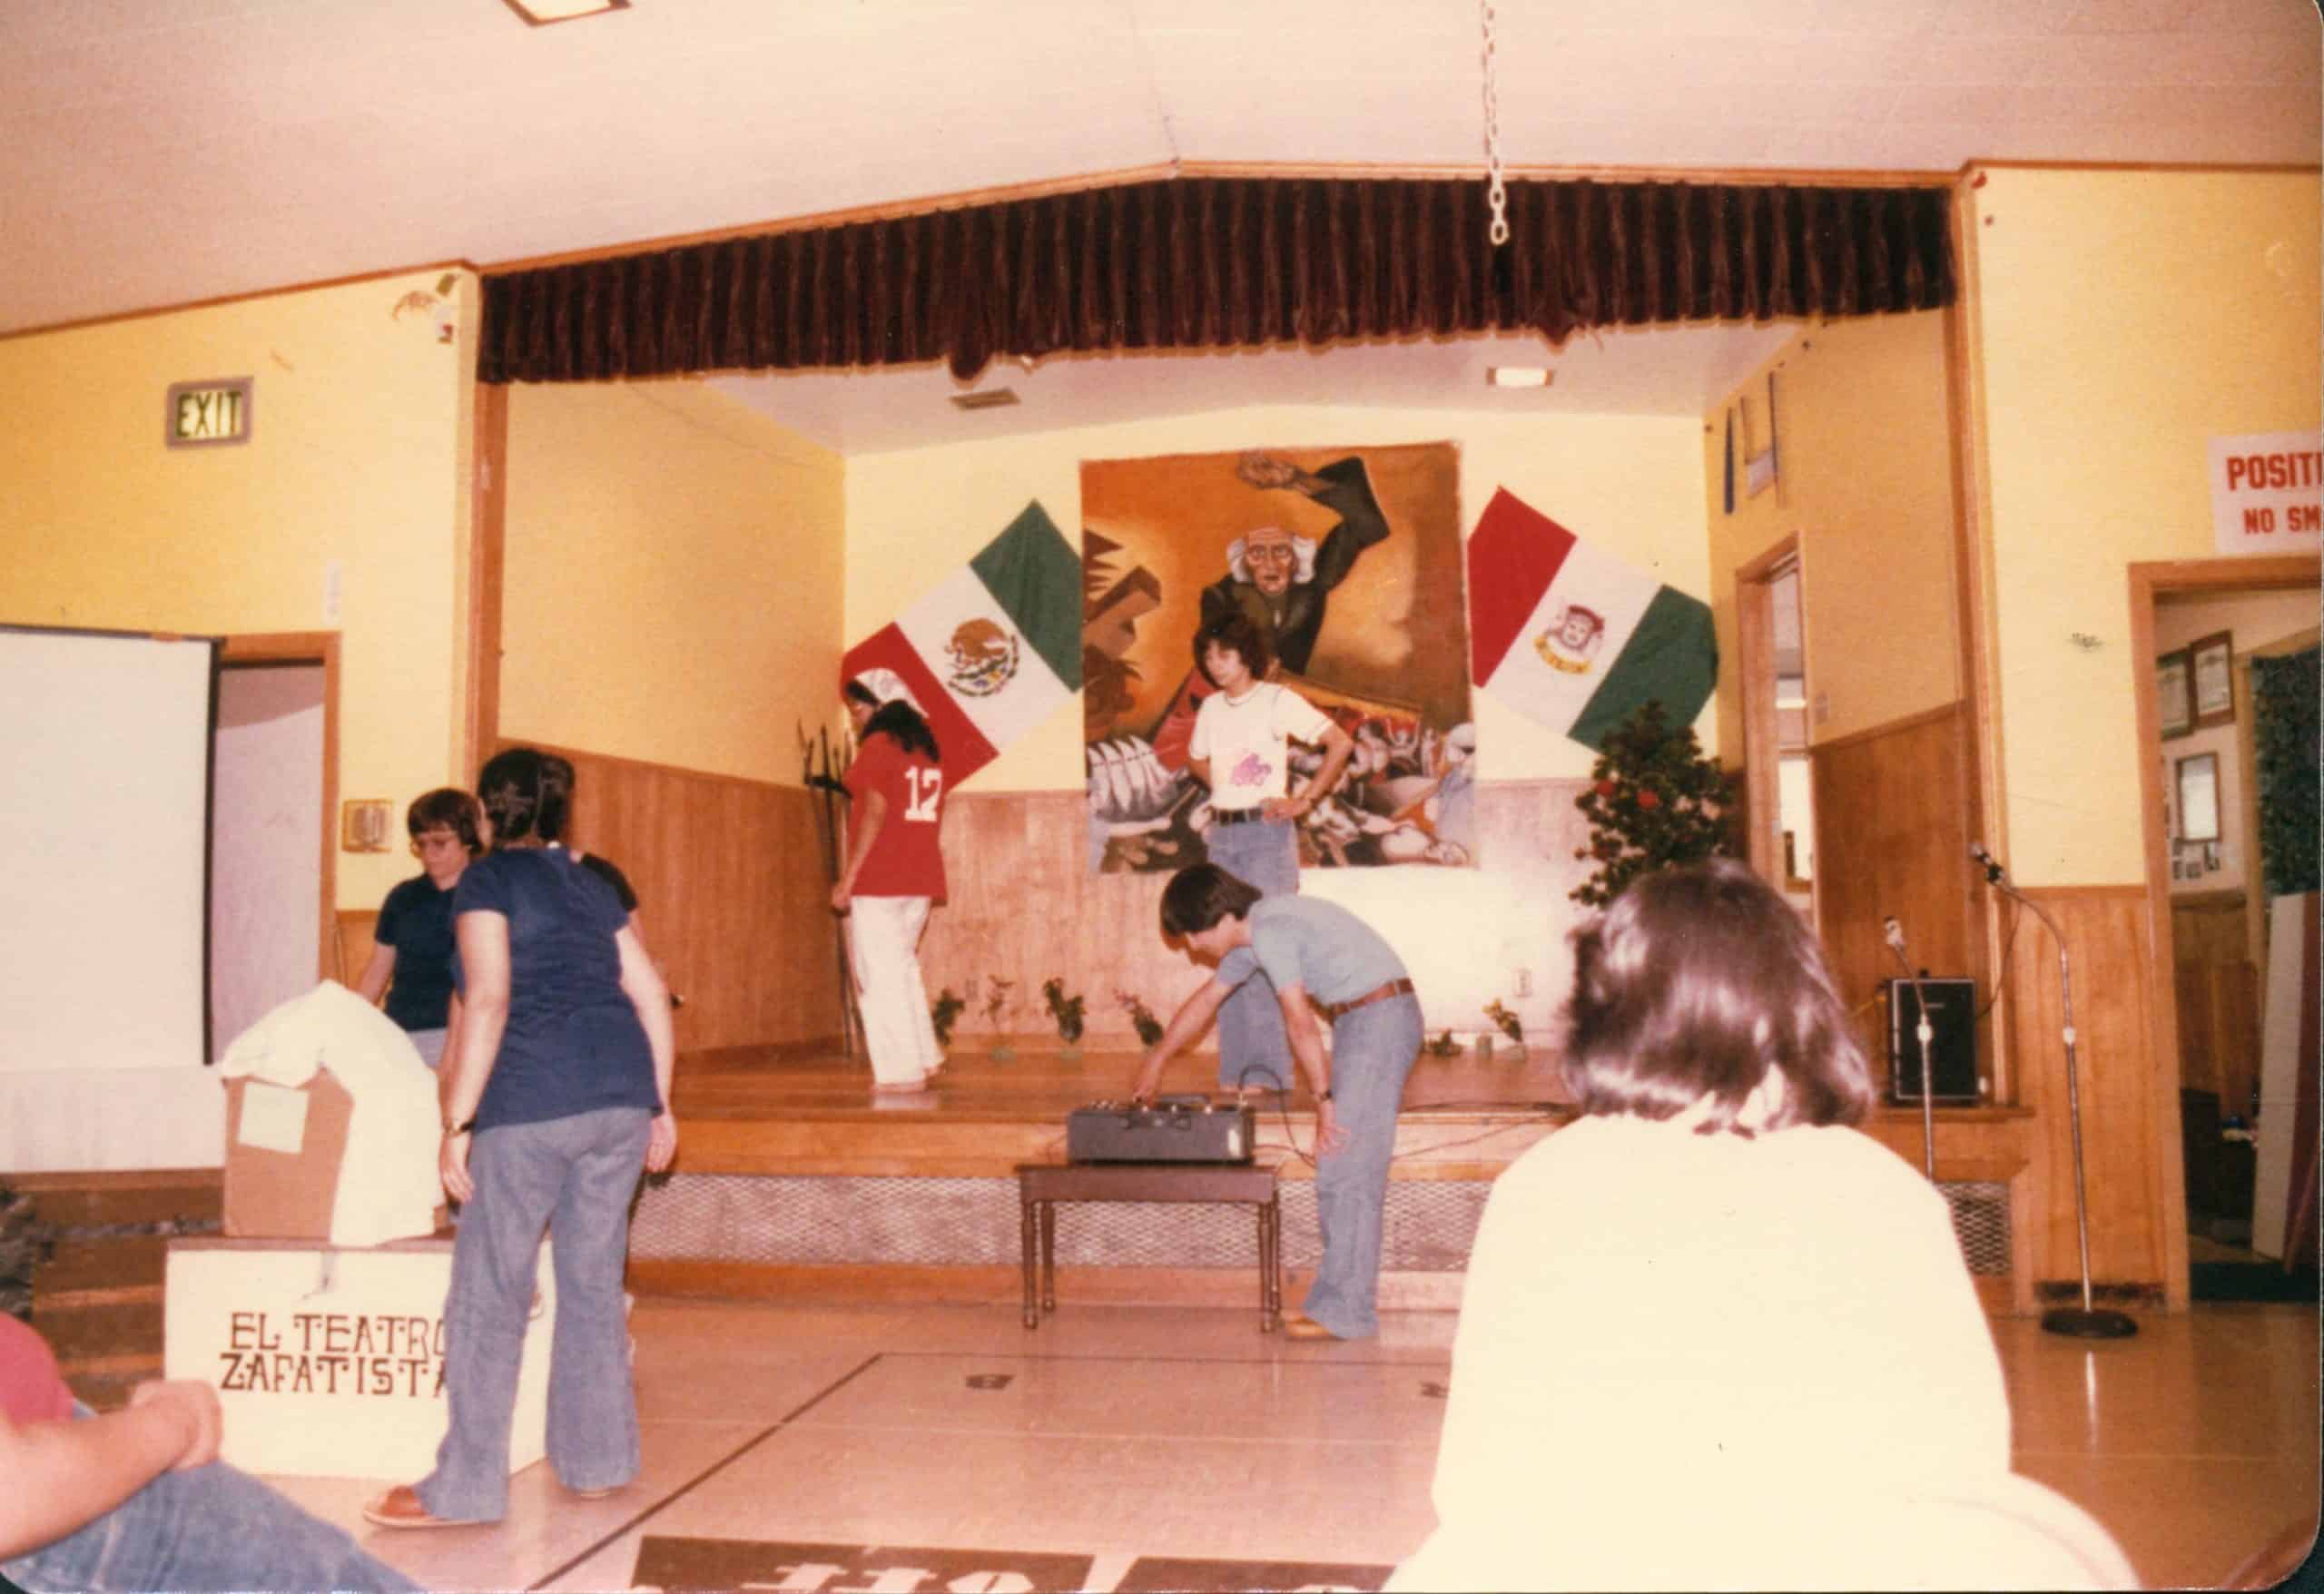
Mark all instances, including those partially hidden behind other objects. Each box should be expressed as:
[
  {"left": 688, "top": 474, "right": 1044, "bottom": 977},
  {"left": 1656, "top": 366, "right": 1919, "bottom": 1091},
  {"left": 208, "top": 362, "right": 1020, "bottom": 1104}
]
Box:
[{"left": 849, "top": 666, "right": 926, "bottom": 718}]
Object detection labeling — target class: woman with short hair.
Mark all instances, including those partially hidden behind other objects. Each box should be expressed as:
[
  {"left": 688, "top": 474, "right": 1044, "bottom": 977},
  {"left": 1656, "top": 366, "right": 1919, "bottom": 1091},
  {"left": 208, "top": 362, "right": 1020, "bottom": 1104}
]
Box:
[
  {"left": 354, "top": 788, "right": 486, "bottom": 1069},
  {"left": 1185, "top": 611, "right": 1354, "bottom": 1095}
]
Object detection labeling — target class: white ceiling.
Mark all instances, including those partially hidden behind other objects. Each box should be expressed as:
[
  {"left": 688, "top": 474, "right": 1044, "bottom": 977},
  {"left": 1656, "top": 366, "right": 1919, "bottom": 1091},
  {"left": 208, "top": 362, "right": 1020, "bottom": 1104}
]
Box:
[{"left": 5, "top": 0, "right": 2314, "bottom": 449}]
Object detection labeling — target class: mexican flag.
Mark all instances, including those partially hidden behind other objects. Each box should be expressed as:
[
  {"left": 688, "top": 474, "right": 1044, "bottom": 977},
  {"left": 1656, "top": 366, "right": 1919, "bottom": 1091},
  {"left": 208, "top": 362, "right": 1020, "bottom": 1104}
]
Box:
[
  {"left": 841, "top": 501, "right": 1082, "bottom": 782},
  {"left": 1467, "top": 487, "right": 1718, "bottom": 751}
]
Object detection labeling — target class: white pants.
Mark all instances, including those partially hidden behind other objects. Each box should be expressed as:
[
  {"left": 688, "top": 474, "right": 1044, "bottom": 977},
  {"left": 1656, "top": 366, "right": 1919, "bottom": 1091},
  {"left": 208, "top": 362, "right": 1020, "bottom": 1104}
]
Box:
[{"left": 848, "top": 894, "right": 942, "bottom": 1086}]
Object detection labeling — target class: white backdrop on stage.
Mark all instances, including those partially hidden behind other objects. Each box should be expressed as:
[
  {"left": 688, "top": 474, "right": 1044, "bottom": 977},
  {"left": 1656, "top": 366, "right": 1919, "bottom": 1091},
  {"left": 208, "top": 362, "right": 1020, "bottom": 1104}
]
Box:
[{"left": 0, "top": 626, "right": 224, "bottom": 1171}]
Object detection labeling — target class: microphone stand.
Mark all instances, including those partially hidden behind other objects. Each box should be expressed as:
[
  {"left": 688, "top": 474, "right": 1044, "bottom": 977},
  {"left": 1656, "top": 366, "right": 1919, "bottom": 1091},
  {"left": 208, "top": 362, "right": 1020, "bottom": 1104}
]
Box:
[
  {"left": 1974, "top": 850, "right": 2137, "bottom": 1340},
  {"left": 1884, "top": 921, "right": 1938, "bottom": 1180}
]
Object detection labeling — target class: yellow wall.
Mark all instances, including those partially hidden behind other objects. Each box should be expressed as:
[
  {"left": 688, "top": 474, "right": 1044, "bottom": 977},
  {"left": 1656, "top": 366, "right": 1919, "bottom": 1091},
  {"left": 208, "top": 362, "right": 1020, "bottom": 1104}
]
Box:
[
  {"left": 0, "top": 271, "right": 478, "bottom": 910},
  {"left": 1704, "top": 310, "right": 1963, "bottom": 754},
  {"left": 844, "top": 404, "right": 1713, "bottom": 793},
  {"left": 501, "top": 380, "right": 843, "bottom": 785},
  {"left": 1967, "top": 167, "right": 2322, "bottom": 886}
]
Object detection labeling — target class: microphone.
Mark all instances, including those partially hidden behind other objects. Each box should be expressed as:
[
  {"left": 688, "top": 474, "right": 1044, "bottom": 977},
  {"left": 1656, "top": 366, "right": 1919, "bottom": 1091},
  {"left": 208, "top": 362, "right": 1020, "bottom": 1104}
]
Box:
[{"left": 1883, "top": 913, "right": 1938, "bottom": 1180}]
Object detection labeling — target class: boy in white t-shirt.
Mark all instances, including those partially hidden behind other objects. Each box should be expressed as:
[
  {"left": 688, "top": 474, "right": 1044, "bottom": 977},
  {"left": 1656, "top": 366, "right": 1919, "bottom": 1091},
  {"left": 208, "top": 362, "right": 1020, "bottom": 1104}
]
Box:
[{"left": 1186, "top": 612, "right": 1354, "bottom": 1092}]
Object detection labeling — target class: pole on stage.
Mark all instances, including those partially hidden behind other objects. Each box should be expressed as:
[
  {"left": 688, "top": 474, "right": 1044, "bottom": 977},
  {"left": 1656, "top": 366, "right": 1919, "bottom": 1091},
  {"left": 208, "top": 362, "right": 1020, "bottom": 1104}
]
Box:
[
  {"left": 802, "top": 721, "right": 861, "bottom": 1060},
  {"left": 1882, "top": 916, "right": 1939, "bottom": 1182},
  {"left": 1970, "top": 843, "right": 2137, "bottom": 1339}
]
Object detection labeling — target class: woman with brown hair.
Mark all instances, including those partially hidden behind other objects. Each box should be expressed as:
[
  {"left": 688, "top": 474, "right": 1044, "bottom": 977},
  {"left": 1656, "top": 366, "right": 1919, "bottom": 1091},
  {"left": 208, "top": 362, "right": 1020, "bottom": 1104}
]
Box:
[{"left": 1393, "top": 858, "right": 2132, "bottom": 1590}]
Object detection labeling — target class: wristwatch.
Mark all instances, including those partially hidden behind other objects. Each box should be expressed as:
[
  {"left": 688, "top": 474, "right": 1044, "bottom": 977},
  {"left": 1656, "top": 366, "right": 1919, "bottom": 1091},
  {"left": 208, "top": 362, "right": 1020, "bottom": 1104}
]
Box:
[
  {"left": 1317, "top": 1088, "right": 1334, "bottom": 1102},
  {"left": 443, "top": 1117, "right": 475, "bottom": 1136}
]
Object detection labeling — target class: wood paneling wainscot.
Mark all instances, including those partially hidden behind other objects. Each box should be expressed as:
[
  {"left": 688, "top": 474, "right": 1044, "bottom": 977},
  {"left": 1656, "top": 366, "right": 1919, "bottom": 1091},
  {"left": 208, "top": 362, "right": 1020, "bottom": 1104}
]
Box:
[
  {"left": 918, "top": 780, "right": 1602, "bottom": 1050},
  {"left": 509, "top": 742, "right": 845, "bottom": 1055},
  {"left": 1810, "top": 702, "right": 1990, "bottom": 1085},
  {"left": 2003, "top": 884, "right": 2170, "bottom": 1301}
]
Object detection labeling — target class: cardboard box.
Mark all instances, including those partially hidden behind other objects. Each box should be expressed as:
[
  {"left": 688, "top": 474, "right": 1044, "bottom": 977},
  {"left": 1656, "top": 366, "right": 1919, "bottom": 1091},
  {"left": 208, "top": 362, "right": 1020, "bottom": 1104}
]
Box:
[
  {"left": 164, "top": 1235, "right": 555, "bottom": 1479},
  {"left": 222, "top": 1072, "right": 356, "bottom": 1240},
  {"left": 222, "top": 1072, "right": 444, "bottom": 1240}
]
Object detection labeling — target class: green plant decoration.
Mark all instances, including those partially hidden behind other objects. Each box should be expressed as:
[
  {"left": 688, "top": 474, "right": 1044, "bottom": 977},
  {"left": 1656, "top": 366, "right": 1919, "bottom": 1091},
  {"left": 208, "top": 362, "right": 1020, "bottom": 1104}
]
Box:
[
  {"left": 1426, "top": 1029, "right": 1462, "bottom": 1058},
  {"left": 930, "top": 988, "right": 965, "bottom": 1048},
  {"left": 1042, "top": 977, "right": 1088, "bottom": 1046},
  {"left": 1484, "top": 999, "right": 1524, "bottom": 1047},
  {"left": 1571, "top": 699, "right": 1736, "bottom": 909},
  {"left": 1116, "top": 990, "right": 1166, "bottom": 1048}
]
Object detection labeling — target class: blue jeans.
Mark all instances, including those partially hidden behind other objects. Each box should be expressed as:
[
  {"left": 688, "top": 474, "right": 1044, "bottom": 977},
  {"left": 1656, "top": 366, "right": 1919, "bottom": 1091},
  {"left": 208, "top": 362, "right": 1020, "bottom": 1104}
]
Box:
[
  {"left": 1204, "top": 815, "right": 1300, "bottom": 1090},
  {"left": 1303, "top": 992, "right": 1423, "bottom": 1341},
  {"left": 417, "top": 1106, "right": 651, "bottom": 1522},
  {"left": 2, "top": 1407, "right": 417, "bottom": 1593}
]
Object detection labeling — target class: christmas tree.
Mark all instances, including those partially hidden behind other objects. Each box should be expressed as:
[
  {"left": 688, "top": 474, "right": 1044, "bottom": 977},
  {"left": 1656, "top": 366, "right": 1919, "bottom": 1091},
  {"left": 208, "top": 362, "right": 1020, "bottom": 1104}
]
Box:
[{"left": 1570, "top": 700, "right": 1735, "bottom": 908}]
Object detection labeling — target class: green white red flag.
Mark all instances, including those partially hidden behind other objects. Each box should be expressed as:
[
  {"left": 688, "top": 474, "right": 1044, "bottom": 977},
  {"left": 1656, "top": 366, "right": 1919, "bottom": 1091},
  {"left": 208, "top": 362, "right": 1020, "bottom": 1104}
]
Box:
[
  {"left": 1467, "top": 487, "right": 1718, "bottom": 751},
  {"left": 841, "top": 502, "right": 1082, "bottom": 782}
]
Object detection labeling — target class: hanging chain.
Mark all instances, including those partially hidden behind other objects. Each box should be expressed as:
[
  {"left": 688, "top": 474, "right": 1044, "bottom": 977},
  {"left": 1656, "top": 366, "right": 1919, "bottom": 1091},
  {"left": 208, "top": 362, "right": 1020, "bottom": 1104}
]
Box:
[{"left": 1480, "top": 0, "right": 1509, "bottom": 247}]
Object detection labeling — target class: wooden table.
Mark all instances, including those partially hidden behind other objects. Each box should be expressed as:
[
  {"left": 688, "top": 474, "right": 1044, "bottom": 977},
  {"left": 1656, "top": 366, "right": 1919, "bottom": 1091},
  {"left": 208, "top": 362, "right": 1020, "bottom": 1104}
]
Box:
[{"left": 1015, "top": 1162, "right": 1281, "bottom": 1333}]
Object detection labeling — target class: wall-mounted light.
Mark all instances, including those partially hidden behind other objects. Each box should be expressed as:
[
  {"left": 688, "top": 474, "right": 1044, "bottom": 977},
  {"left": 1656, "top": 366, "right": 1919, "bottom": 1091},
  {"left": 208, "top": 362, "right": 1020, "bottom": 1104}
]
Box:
[
  {"left": 1487, "top": 367, "right": 1552, "bottom": 389},
  {"left": 501, "top": 0, "right": 628, "bottom": 25}
]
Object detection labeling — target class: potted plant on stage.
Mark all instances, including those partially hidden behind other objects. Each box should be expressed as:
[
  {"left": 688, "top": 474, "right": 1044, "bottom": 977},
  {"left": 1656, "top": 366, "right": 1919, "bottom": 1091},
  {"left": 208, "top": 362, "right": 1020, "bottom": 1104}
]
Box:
[
  {"left": 983, "top": 977, "right": 1017, "bottom": 1062},
  {"left": 929, "top": 988, "right": 965, "bottom": 1052},
  {"left": 1116, "top": 990, "right": 1166, "bottom": 1048},
  {"left": 1483, "top": 999, "right": 1526, "bottom": 1062},
  {"left": 1043, "top": 978, "right": 1088, "bottom": 1059}
]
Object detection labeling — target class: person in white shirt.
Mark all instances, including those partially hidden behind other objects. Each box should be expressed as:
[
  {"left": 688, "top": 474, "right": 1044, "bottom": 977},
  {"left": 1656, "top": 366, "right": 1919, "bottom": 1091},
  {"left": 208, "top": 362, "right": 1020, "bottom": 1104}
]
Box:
[
  {"left": 1186, "top": 612, "right": 1353, "bottom": 1094},
  {"left": 1390, "top": 858, "right": 2137, "bottom": 1592}
]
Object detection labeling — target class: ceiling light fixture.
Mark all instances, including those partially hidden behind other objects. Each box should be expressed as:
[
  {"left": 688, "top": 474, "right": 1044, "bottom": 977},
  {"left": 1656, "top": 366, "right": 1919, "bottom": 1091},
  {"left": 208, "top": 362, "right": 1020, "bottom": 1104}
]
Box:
[
  {"left": 1487, "top": 367, "right": 1551, "bottom": 389},
  {"left": 950, "top": 389, "right": 1020, "bottom": 411},
  {"left": 501, "top": 0, "right": 628, "bottom": 25}
]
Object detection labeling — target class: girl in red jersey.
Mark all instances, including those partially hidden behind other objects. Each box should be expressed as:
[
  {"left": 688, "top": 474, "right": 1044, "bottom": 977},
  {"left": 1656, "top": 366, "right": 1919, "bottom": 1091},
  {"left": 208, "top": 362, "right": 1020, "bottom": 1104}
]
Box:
[{"left": 833, "top": 669, "right": 950, "bottom": 1092}]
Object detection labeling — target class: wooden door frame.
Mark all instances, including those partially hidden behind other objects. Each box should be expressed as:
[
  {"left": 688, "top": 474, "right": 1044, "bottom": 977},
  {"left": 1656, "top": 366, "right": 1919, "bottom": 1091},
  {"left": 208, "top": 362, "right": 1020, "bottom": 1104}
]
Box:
[
  {"left": 2129, "top": 553, "right": 2319, "bottom": 1308},
  {"left": 1735, "top": 535, "right": 1804, "bottom": 900},
  {"left": 219, "top": 631, "right": 341, "bottom": 981},
  {"left": 463, "top": 381, "right": 508, "bottom": 778}
]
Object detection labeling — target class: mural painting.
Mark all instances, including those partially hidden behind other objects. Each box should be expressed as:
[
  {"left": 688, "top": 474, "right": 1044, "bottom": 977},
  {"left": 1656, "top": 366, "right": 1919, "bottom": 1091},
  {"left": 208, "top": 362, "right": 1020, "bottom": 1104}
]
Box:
[{"left": 1080, "top": 442, "right": 1473, "bottom": 873}]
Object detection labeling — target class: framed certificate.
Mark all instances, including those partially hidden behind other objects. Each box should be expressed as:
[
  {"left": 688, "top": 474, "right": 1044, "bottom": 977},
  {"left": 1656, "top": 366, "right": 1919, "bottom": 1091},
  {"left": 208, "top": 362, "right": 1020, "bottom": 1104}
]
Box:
[
  {"left": 2156, "top": 649, "right": 2193, "bottom": 740},
  {"left": 2190, "top": 631, "right": 2235, "bottom": 728}
]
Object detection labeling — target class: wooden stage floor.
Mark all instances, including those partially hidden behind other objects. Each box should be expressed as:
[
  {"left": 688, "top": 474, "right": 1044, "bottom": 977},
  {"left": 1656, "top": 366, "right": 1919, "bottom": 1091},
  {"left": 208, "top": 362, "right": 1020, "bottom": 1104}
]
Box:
[{"left": 665, "top": 1042, "right": 1578, "bottom": 1181}]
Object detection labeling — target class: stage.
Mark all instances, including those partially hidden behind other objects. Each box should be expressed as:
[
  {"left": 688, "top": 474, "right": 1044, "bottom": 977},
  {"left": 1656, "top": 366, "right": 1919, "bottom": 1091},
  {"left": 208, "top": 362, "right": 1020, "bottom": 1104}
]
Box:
[
  {"left": 646, "top": 1040, "right": 2035, "bottom": 1315},
  {"left": 638, "top": 1042, "right": 1574, "bottom": 1312}
]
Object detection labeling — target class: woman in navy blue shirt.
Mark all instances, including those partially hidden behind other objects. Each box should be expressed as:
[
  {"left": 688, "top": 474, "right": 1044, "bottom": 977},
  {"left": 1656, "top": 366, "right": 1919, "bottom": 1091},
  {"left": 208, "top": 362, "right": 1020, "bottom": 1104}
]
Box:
[
  {"left": 364, "top": 748, "right": 675, "bottom": 1530},
  {"left": 354, "top": 788, "right": 485, "bottom": 1068}
]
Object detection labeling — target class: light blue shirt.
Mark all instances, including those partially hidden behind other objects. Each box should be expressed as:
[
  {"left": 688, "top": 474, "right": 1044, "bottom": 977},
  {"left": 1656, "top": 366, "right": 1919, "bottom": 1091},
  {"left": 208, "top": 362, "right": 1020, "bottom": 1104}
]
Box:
[{"left": 1216, "top": 896, "right": 1406, "bottom": 1008}]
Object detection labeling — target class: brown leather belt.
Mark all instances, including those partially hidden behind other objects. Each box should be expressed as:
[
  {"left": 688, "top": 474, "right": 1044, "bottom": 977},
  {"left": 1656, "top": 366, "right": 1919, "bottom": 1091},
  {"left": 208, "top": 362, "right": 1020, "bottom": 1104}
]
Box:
[
  {"left": 1319, "top": 978, "right": 1415, "bottom": 1022},
  {"left": 1211, "top": 806, "right": 1269, "bottom": 825}
]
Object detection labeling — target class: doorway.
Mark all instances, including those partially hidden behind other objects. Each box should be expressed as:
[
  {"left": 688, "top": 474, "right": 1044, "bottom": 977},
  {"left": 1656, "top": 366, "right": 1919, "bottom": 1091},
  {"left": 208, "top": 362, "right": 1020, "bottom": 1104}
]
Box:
[
  {"left": 211, "top": 635, "right": 339, "bottom": 1059},
  {"left": 2133, "top": 557, "right": 2319, "bottom": 1302},
  {"left": 1737, "top": 536, "right": 1816, "bottom": 920}
]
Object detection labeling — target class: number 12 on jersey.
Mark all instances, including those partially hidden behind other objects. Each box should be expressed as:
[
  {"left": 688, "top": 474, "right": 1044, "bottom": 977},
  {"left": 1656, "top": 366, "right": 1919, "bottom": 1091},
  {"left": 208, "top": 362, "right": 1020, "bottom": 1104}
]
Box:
[{"left": 904, "top": 766, "right": 942, "bottom": 822}]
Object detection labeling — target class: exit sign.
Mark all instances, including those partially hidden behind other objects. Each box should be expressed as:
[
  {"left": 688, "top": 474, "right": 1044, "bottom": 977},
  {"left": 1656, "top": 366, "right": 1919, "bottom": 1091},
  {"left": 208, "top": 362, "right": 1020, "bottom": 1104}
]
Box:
[{"left": 165, "top": 378, "right": 253, "bottom": 448}]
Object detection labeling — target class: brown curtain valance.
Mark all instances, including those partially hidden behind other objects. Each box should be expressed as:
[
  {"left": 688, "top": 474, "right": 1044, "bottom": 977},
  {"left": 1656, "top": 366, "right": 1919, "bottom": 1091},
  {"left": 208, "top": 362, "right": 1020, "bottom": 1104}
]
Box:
[{"left": 478, "top": 174, "right": 1953, "bottom": 386}]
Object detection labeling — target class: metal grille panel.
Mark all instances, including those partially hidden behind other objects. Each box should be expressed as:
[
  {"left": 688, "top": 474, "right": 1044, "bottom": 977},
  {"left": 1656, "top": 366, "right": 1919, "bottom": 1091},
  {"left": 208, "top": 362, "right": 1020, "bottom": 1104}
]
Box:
[
  {"left": 630, "top": 1174, "right": 2005, "bottom": 1277},
  {"left": 630, "top": 1174, "right": 1493, "bottom": 1273},
  {"left": 1940, "top": 1181, "right": 2011, "bottom": 1275}
]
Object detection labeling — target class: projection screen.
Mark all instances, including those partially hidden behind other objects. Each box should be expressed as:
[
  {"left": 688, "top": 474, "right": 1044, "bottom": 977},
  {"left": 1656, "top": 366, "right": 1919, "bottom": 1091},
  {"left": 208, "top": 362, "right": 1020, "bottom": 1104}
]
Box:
[{"left": 0, "top": 626, "right": 216, "bottom": 1080}]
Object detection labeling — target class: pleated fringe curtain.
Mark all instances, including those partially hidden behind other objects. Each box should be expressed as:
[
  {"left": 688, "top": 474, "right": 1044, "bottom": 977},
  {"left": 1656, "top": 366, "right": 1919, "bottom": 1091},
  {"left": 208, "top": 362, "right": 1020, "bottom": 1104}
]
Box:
[{"left": 478, "top": 175, "right": 1954, "bottom": 386}]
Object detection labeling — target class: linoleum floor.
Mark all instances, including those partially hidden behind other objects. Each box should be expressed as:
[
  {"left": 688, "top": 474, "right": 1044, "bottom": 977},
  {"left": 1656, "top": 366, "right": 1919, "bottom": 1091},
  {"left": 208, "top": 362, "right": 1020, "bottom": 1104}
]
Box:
[{"left": 256, "top": 1298, "right": 2319, "bottom": 1592}]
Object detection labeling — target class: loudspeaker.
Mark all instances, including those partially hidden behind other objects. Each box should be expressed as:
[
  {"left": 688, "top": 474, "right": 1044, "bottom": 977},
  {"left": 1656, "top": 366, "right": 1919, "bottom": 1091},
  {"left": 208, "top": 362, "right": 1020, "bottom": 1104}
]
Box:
[{"left": 1887, "top": 978, "right": 1980, "bottom": 1104}]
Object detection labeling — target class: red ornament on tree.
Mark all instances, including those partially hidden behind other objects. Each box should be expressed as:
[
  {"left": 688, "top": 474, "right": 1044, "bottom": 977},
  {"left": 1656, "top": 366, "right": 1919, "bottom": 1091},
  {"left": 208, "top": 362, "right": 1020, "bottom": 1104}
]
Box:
[{"left": 1637, "top": 790, "right": 1661, "bottom": 811}]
